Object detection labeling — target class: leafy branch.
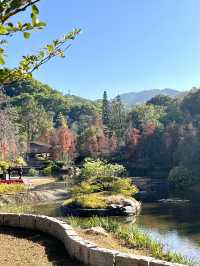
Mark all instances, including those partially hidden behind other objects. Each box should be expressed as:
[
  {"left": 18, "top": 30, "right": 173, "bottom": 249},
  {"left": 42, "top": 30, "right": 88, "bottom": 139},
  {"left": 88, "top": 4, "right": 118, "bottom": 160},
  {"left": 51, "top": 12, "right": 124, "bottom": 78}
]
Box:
[
  {"left": 0, "top": 0, "right": 81, "bottom": 86},
  {"left": 0, "top": 28, "right": 81, "bottom": 86}
]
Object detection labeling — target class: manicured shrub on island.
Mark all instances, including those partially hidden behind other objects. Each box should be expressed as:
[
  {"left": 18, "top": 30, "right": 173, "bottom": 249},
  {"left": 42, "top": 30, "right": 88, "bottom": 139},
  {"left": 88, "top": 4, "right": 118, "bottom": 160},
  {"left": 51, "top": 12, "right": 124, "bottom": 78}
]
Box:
[{"left": 65, "top": 158, "right": 138, "bottom": 209}]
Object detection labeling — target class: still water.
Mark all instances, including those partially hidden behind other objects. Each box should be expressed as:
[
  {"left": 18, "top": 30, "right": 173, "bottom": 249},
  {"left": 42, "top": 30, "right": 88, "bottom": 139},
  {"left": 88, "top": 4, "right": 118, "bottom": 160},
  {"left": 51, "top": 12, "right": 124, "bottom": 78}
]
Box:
[
  {"left": 0, "top": 199, "right": 200, "bottom": 264},
  {"left": 136, "top": 202, "right": 200, "bottom": 264}
]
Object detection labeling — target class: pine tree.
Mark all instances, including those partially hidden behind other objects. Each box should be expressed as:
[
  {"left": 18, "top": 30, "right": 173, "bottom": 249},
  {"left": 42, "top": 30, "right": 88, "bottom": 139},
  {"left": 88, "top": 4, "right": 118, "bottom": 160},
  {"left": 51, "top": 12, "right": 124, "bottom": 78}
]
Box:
[
  {"left": 55, "top": 112, "right": 67, "bottom": 128},
  {"left": 110, "top": 95, "right": 126, "bottom": 144},
  {"left": 102, "top": 91, "right": 110, "bottom": 127}
]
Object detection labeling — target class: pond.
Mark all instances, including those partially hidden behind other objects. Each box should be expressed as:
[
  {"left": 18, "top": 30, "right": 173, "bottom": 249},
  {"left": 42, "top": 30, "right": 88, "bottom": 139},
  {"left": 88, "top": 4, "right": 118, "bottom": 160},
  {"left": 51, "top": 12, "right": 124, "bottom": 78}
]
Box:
[
  {"left": 136, "top": 201, "right": 200, "bottom": 264},
  {"left": 0, "top": 199, "right": 200, "bottom": 264}
]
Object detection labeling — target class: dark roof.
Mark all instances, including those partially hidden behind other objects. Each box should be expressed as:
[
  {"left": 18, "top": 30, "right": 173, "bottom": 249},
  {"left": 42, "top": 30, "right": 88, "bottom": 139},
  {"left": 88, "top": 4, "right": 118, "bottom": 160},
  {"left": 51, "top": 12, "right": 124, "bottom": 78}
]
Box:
[{"left": 30, "top": 141, "right": 52, "bottom": 148}]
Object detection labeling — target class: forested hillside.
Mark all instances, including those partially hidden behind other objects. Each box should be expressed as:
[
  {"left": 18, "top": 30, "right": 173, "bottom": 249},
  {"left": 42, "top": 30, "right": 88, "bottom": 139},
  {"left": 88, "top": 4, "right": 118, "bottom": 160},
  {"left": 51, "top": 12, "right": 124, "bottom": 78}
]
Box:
[
  {"left": 119, "top": 88, "right": 183, "bottom": 107},
  {"left": 1, "top": 78, "right": 200, "bottom": 192}
]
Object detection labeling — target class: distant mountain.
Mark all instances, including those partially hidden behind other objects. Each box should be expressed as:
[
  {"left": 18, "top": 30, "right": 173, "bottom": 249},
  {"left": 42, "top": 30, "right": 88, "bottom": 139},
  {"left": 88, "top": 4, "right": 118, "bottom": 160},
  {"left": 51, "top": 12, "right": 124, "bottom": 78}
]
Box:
[{"left": 119, "top": 89, "right": 182, "bottom": 107}]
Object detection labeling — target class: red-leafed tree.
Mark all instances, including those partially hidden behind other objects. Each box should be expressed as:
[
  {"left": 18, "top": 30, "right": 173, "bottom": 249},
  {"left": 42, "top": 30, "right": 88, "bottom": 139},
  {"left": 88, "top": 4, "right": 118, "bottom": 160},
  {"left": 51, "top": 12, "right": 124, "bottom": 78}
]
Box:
[
  {"left": 163, "top": 123, "right": 179, "bottom": 151},
  {"left": 79, "top": 114, "right": 117, "bottom": 158},
  {"left": 143, "top": 122, "right": 156, "bottom": 136},
  {"left": 50, "top": 114, "right": 75, "bottom": 160},
  {"left": 37, "top": 128, "right": 54, "bottom": 145},
  {"left": 125, "top": 128, "right": 141, "bottom": 159},
  {"left": 0, "top": 109, "right": 18, "bottom": 160}
]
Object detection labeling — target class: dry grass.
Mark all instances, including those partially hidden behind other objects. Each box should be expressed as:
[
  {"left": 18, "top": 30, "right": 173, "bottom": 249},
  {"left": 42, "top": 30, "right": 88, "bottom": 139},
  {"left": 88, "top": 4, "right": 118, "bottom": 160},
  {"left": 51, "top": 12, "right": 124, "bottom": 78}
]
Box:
[
  {"left": 0, "top": 184, "right": 26, "bottom": 194},
  {"left": 76, "top": 228, "right": 147, "bottom": 256},
  {"left": 0, "top": 227, "right": 83, "bottom": 266}
]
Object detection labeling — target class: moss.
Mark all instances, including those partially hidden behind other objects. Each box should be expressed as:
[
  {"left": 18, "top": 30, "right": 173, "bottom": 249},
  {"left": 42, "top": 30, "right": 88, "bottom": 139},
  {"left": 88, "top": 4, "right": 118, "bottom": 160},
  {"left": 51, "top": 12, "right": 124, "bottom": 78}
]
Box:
[{"left": 63, "top": 193, "right": 107, "bottom": 209}]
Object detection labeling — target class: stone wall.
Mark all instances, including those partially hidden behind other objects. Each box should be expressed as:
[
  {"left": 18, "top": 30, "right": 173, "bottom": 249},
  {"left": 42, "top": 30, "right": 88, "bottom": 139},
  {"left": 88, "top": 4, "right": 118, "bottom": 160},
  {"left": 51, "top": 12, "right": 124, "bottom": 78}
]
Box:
[{"left": 0, "top": 213, "right": 186, "bottom": 266}]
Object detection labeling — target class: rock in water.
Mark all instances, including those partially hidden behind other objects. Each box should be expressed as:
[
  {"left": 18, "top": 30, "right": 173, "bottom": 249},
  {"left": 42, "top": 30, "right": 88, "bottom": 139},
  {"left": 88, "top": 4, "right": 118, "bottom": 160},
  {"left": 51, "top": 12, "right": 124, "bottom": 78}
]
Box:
[{"left": 107, "top": 195, "right": 141, "bottom": 216}]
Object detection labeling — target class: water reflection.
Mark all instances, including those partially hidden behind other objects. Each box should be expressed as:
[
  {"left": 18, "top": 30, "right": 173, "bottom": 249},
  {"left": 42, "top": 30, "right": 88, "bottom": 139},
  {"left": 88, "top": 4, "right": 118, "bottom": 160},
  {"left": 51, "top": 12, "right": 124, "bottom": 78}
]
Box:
[
  {"left": 0, "top": 200, "right": 200, "bottom": 263},
  {"left": 136, "top": 202, "right": 200, "bottom": 263}
]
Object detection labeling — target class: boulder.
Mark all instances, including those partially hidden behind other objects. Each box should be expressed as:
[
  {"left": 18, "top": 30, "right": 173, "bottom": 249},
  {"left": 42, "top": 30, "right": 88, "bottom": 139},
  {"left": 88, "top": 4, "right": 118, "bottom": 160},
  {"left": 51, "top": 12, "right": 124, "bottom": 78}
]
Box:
[
  {"left": 84, "top": 227, "right": 108, "bottom": 237},
  {"left": 61, "top": 194, "right": 141, "bottom": 217},
  {"left": 107, "top": 195, "right": 141, "bottom": 216}
]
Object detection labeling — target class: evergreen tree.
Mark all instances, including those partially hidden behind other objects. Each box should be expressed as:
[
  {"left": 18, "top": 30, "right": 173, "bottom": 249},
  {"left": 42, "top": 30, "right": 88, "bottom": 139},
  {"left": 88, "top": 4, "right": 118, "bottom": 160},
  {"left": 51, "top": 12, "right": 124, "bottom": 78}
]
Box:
[
  {"left": 102, "top": 91, "right": 110, "bottom": 127},
  {"left": 110, "top": 95, "right": 126, "bottom": 144},
  {"left": 55, "top": 112, "right": 67, "bottom": 128}
]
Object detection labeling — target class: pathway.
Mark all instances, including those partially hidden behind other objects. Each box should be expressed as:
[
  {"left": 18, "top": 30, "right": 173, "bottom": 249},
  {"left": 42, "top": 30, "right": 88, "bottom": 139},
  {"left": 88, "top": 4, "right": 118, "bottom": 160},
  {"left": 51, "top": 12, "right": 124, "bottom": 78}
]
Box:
[{"left": 0, "top": 227, "right": 84, "bottom": 266}]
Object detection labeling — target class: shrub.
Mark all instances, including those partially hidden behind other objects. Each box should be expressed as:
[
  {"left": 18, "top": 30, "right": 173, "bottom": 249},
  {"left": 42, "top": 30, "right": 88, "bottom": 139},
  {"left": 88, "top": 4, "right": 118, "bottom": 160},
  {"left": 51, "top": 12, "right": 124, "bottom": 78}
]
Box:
[
  {"left": 168, "top": 166, "right": 194, "bottom": 191},
  {"left": 112, "top": 178, "right": 139, "bottom": 197},
  {"left": 0, "top": 160, "right": 9, "bottom": 173},
  {"left": 36, "top": 154, "right": 46, "bottom": 161},
  {"left": 0, "top": 184, "right": 26, "bottom": 194},
  {"left": 64, "top": 194, "right": 107, "bottom": 209},
  {"left": 78, "top": 158, "right": 138, "bottom": 194},
  {"left": 43, "top": 160, "right": 53, "bottom": 166},
  {"left": 76, "top": 194, "right": 107, "bottom": 209},
  {"left": 27, "top": 168, "right": 39, "bottom": 177},
  {"left": 52, "top": 160, "right": 64, "bottom": 172},
  {"left": 69, "top": 181, "right": 102, "bottom": 197},
  {"left": 42, "top": 166, "right": 52, "bottom": 176},
  {"left": 65, "top": 159, "right": 139, "bottom": 210},
  {"left": 81, "top": 158, "right": 126, "bottom": 182},
  {"left": 15, "top": 157, "right": 26, "bottom": 166},
  {"left": 55, "top": 160, "right": 65, "bottom": 168}
]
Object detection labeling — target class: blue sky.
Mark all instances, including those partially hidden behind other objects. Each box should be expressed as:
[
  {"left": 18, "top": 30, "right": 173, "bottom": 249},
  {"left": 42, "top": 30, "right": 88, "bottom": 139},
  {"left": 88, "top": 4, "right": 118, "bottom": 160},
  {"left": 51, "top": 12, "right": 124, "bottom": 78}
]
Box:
[{"left": 6, "top": 0, "right": 200, "bottom": 99}]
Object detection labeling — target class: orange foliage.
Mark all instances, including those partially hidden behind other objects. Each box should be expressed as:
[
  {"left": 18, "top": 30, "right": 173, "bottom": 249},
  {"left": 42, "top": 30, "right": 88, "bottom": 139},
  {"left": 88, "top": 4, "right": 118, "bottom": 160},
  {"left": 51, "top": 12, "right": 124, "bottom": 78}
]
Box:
[
  {"left": 80, "top": 115, "right": 117, "bottom": 158},
  {"left": 51, "top": 125, "right": 75, "bottom": 160},
  {"left": 143, "top": 122, "right": 156, "bottom": 136},
  {"left": 126, "top": 128, "right": 141, "bottom": 158}
]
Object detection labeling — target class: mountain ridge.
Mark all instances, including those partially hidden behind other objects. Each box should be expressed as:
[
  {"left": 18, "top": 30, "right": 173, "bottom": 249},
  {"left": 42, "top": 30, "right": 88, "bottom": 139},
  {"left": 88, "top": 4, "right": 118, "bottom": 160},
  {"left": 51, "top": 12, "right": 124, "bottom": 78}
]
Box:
[{"left": 118, "top": 88, "right": 183, "bottom": 107}]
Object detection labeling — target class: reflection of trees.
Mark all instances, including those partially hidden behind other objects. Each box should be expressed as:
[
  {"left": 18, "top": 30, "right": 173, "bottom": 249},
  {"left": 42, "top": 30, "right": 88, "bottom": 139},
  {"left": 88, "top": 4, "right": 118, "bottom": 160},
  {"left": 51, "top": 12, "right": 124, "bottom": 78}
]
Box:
[{"left": 136, "top": 203, "right": 200, "bottom": 244}]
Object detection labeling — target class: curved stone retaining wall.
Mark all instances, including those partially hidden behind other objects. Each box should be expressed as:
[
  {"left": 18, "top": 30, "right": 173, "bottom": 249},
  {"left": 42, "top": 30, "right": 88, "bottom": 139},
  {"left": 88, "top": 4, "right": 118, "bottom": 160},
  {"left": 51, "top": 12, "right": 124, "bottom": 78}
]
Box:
[{"left": 0, "top": 213, "right": 186, "bottom": 266}]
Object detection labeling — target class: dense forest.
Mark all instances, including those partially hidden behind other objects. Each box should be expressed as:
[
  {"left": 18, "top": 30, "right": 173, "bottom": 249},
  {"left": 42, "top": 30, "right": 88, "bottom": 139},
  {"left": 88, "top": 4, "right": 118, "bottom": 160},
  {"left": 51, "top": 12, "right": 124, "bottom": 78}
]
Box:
[{"left": 1, "top": 78, "right": 200, "bottom": 191}]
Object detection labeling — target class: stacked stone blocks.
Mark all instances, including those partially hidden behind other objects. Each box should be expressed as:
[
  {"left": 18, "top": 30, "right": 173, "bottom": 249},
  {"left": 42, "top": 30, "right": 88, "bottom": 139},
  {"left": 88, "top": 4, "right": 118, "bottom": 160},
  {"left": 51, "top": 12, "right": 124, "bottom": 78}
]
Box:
[{"left": 0, "top": 213, "right": 186, "bottom": 266}]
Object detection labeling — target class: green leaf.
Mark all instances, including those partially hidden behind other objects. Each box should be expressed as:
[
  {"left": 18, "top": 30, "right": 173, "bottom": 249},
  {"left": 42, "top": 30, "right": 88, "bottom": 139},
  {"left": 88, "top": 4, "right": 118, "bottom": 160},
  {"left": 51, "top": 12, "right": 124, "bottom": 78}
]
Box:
[
  {"left": 32, "top": 5, "right": 39, "bottom": 15},
  {"left": 17, "top": 21, "right": 23, "bottom": 29},
  {"left": 23, "top": 32, "right": 31, "bottom": 39},
  {"left": 36, "top": 22, "right": 47, "bottom": 27},
  {"left": 31, "top": 13, "right": 37, "bottom": 26},
  {"left": 0, "top": 25, "right": 7, "bottom": 34},
  {"left": 0, "top": 56, "right": 5, "bottom": 65}
]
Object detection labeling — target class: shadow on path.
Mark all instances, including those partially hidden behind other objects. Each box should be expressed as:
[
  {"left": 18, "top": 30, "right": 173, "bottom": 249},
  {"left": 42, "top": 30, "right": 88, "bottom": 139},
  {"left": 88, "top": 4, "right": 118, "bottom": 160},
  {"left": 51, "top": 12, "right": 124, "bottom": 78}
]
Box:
[{"left": 0, "top": 227, "right": 84, "bottom": 266}]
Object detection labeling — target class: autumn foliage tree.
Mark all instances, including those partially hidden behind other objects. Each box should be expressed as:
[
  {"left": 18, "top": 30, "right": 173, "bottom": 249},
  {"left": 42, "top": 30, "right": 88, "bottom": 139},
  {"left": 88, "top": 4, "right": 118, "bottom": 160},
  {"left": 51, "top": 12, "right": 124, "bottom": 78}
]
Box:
[
  {"left": 0, "top": 108, "right": 18, "bottom": 160},
  {"left": 125, "top": 128, "right": 141, "bottom": 159},
  {"left": 79, "top": 115, "right": 117, "bottom": 158},
  {"left": 50, "top": 114, "right": 75, "bottom": 161}
]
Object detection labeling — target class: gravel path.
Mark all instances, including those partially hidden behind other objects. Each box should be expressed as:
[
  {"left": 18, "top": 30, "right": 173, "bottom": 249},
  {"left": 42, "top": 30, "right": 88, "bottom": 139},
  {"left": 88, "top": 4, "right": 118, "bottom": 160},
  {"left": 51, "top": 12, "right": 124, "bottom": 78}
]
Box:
[{"left": 0, "top": 227, "right": 84, "bottom": 266}]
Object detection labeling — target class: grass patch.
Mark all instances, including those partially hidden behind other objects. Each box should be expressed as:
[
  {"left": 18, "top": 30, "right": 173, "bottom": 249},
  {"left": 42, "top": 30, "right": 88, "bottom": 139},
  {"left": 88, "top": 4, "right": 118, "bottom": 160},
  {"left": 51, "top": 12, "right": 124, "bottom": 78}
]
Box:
[
  {"left": 63, "top": 193, "right": 107, "bottom": 209},
  {"left": 0, "top": 184, "right": 26, "bottom": 194},
  {"left": 67, "top": 216, "right": 196, "bottom": 266}
]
